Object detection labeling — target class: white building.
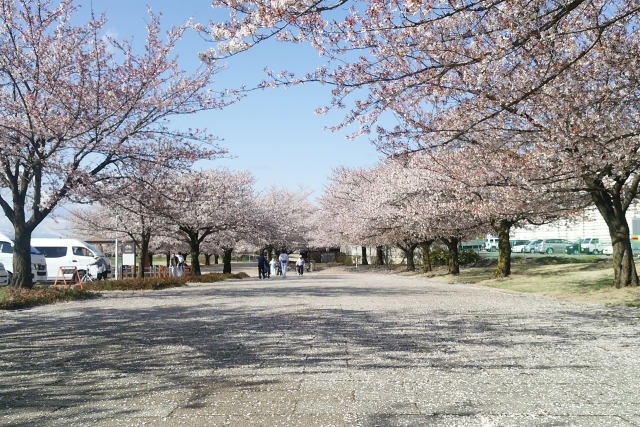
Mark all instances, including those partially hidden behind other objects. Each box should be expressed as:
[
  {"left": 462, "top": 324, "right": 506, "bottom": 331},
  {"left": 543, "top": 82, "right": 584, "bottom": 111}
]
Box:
[{"left": 510, "top": 206, "right": 640, "bottom": 242}]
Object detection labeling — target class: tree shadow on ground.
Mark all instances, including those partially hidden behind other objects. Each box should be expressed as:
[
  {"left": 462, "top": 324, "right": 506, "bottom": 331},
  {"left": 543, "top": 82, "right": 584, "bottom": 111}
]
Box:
[{"left": 1, "top": 274, "right": 637, "bottom": 425}]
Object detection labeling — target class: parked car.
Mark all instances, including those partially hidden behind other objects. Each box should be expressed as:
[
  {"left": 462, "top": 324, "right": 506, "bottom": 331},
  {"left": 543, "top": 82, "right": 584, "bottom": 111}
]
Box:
[
  {"left": 31, "top": 238, "right": 111, "bottom": 280},
  {"left": 564, "top": 239, "right": 584, "bottom": 255},
  {"left": 602, "top": 244, "right": 614, "bottom": 256},
  {"left": 510, "top": 240, "right": 530, "bottom": 253},
  {"left": 581, "top": 238, "right": 611, "bottom": 255},
  {"left": 0, "top": 233, "right": 48, "bottom": 284},
  {"left": 537, "top": 239, "right": 572, "bottom": 254},
  {"left": 524, "top": 240, "right": 542, "bottom": 253},
  {"left": 0, "top": 262, "right": 8, "bottom": 286},
  {"left": 485, "top": 237, "right": 499, "bottom": 252}
]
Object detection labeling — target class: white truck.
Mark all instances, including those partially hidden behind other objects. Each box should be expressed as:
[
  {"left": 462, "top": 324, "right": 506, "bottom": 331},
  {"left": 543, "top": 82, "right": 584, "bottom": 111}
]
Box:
[
  {"left": 580, "top": 237, "right": 611, "bottom": 255},
  {"left": 484, "top": 236, "right": 499, "bottom": 252}
]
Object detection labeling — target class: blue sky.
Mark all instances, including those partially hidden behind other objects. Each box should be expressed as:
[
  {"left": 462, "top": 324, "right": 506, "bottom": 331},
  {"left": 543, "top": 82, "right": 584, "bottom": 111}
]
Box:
[
  {"left": 1, "top": 0, "right": 382, "bottom": 236},
  {"left": 98, "top": 0, "right": 382, "bottom": 193}
]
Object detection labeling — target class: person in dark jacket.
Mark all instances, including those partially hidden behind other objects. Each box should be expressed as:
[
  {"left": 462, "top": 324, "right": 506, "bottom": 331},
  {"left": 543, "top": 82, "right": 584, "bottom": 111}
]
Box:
[{"left": 257, "top": 253, "right": 267, "bottom": 279}]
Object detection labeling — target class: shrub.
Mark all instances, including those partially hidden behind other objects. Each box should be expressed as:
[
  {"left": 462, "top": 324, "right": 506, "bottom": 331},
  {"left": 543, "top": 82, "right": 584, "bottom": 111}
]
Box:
[
  {"left": 459, "top": 249, "right": 482, "bottom": 265},
  {"left": 0, "top": 286, "right": 96, "bottom": 310},
  {"left": 335, "top": 252, "right": 354, "bottom": 265},
  {"left": 0, "top": 272, "right": 248, "bottom": 310},
  {"left": 84, "top": 272, "right": 248, "bottom": 291},
  {"left": 429, "top": 249, "right": 449, "bottom": 266}
]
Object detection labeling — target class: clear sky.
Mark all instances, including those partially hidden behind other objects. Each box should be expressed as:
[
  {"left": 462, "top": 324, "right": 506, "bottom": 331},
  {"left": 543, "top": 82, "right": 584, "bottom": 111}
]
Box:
[
  {"left": 0, "top": 0, "right": 383, "bottom": 236},
  {"left": 98, "top": 0, "right": 383, "bottom": 193}
]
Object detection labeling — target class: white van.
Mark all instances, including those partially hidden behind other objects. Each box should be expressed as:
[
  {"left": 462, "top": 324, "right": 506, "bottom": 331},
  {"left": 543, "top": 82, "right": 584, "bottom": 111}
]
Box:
[
  {"left": 31, "top": 238, "right": 111, "bottom": 281},
  {"left": 0, "top": 232, "right": 48, "bottom": 283}
]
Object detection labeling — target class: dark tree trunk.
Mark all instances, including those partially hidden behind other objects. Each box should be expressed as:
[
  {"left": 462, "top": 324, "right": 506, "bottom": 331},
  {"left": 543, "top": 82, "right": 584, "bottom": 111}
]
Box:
[
  {"left": 421, "top": 240, "right": 433, "bottom": 273},
  {"left": 205, "top": 253, "right": 211, "bottom": 266},
  {"left": 11, "top": 225, "right": 33, "bottom": 288},
  {"left": 214, "top": 254, "right": 219, "bottom": 264},
  {"left": 137, "top": 231, "right": 151, "bottom": 278},
  {"left": 443, "top": 237, "right": 460, "bottom": 275},
  {"left": 166, "top": 251, "right": 171, "bottom": 267},
  {"left": 361, "top": 246, "right": 368, "bottom": 265},
  {"left": 223, "top": 248, "right": 233, "bottom": 274},
  {"left": 398, "top": 242, "right": 418, "bottom": 271},
  {"left": 375, "top": 246, "right": 385, "bottom": 265},
  {"left": 189, "top": 240, "right": 201, "bottom": 276},
  {"left": 590, "top": 190, "right": 639, "bottom": 288},
  {"left": 493, "top": 219, "right": 514, "bottom": 278}
]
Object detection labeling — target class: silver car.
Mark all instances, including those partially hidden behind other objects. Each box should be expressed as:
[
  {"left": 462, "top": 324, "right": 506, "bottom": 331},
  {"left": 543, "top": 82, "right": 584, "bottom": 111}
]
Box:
[
  {"left": 524, "top": 240, "right": 542, "bottom": 253},
  {"left": 538, "top": 239, "right": 572, "bottom": 255}
]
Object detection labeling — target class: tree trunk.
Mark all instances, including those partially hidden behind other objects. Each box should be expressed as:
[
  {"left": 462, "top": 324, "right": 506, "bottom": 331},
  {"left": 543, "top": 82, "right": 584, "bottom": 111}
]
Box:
[
  {"left": 421, "top": 240, "right": 433, "bottom": 273},
  {"left": 398, "top": 242, "right": 418, "bottom": 271},
  {"left": 166, "top": 251, "right": 171, "bottom": 267},
  {"left": 190, "top": 239, "right": 201, "bottom": 276},
  {"left": 137, "top": 232, "right": 151, "bottom": 279},
  {"left": 443, "top": 237, "right": 460, "bottom": 275},
  {"left": 214, "top": 254, "right": 219, "bottom": 264},
  {"left": 361, "top": 246, "right": 368, "bottom": 265},
  {"left": 493, "top": 220, "right": 513, "bottom": 278},
  {"left": 375, "top": 246, "right": 384, "bottom": 265},
  {"left": 223, "top": 248, "right": 233, "bottom": 274},
  {"left": 591, "top": 192, "right": 639, "bottom": 288},
  {"left": 11, "top": 225, "right": 34, "bottom": 288},
  {"left": 204, "top": 253, "right": 211, "bottom": 266}
]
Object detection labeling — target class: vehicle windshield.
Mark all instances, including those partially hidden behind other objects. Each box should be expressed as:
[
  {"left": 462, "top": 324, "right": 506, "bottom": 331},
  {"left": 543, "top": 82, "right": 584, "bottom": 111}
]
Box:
[{"left": 85, "top": 243, "right": 105, "bottom": 257}]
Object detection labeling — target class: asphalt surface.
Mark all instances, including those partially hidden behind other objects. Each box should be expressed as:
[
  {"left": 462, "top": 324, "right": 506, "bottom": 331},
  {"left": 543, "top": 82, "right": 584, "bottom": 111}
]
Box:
[{"left": 1, "top": 270, "right": 640, "bottom": 426}]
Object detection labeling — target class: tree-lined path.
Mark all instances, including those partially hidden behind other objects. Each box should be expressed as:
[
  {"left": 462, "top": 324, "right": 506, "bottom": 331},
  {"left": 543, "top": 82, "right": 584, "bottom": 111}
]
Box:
[{"left": 2, "top": 272, "right": 640, "bottom": 426}]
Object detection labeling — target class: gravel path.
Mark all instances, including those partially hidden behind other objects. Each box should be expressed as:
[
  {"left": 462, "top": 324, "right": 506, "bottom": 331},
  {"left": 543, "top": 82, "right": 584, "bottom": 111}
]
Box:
[{"left": 1, "top": 271, "right": 640, "bottom": 426}]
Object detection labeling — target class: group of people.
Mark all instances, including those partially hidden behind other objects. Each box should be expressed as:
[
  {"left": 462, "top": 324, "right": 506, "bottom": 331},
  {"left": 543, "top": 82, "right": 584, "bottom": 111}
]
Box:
[
  {"left": 257, "top": 252, "right": 305, "bottom": 279},
  {"left": 169, "top": 253, "right": 187, "bottom": 277}
]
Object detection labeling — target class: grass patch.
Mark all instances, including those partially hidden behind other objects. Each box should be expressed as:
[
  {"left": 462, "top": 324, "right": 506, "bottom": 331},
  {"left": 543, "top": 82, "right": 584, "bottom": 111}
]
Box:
[
  {"left": 83, "top": 272, "right": 249, "bottom": 291},
  {"left": 0, "top": 286, "right": 97, "bottom": 310},
  {"left": 450, "top": 257, "right": 640, "bottom": 306},
  {"left": 524, "top": 255, "right": 600, "bottom": 265},
  {"left": 1, "top": 272, "right": 249, "bottom": 310}
]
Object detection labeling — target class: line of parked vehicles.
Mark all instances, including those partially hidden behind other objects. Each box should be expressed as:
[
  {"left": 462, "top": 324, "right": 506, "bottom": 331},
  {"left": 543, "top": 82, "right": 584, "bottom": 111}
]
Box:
[
  {"left": 485, "top": 237, "right": 615, "bottom": 255},
  {"left": 0, "top": 233, "right": 111, "bottom": 286}
]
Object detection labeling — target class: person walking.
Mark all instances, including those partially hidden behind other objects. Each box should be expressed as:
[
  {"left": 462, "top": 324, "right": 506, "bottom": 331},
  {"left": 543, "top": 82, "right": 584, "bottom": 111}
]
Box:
[
  {"left": 296, "top": 256, "right": 305, "bottom": 276},
  {"left": 279, "top": 252, "right": 289, "bottom": 278},
  {"left": 170, "top": 253, "right": 178, "bottom": 277},
  {"left": 176, "top": 253, "right": 185, "bottom": 277},
  {"left": 269, "top": 257, "right": 277, "bottom": 276},
  {"left": 257, "top": 253, "right": 267, "bottom": 279}
]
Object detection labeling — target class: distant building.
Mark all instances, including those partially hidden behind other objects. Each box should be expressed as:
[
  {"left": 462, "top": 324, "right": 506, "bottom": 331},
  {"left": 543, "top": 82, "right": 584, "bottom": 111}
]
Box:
[{"left": 511, "top": 206, "right": 640, "bottom": 241}]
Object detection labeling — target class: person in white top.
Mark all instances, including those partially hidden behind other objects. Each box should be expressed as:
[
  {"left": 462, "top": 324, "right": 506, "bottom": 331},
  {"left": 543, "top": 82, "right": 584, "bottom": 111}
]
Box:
[
  {"left": 269, "top": 257, "right": 277, "bottom": 276},
  {"left": 296, "top": 256, "right": 305, "bottom": 276},
  {"left": 176, "top": 253, "right": 185, "bottom": 276},
  {"left": 278, "top": 252, "right": 289, "bottom": 278}
]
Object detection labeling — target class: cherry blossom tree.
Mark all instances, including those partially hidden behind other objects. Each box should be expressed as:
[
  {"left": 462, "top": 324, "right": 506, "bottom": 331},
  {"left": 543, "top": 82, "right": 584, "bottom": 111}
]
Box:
[
  {"left": 69, "top": 157, "right": 187, "bottom": 278},
  {"left": 0, "top": 0, "right": 227, "bottom": 287},
  {"left": 155, "top": 169, "right": 256, "bottom": 276},
  {"left": 320, "top": 162, "right": 476, "bottom": 273},
  {"left": 408, "top": 146, "right": 587, "bottom": 277},
  {"left": 205, "top": 1, "right": 640, "bottom": 287},
  {"left": 253, "top": 187, "right": 316, "bottom": 257}
]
